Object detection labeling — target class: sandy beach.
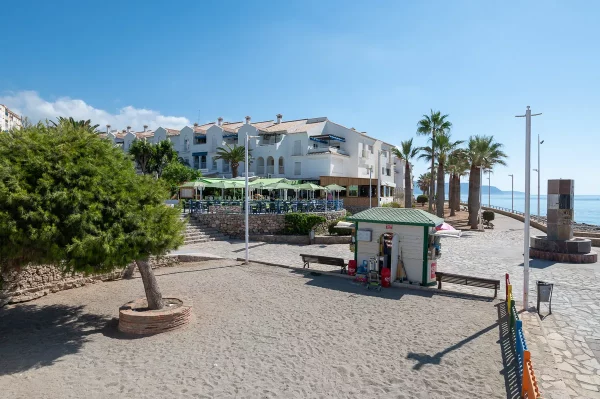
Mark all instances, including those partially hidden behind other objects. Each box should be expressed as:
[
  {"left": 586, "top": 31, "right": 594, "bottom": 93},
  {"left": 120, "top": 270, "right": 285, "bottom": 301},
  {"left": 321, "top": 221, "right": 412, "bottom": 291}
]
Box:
[{"left": 0, "top": 260, "right": 508, "bottom": 399}]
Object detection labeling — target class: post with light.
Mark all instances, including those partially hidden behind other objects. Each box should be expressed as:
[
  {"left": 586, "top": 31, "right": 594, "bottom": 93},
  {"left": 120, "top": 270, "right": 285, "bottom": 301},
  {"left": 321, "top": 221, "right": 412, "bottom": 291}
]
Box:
[
  {"left": 244, "top": 134, "right": 259, "bottom": 265},
  {"left": 537, "top": 135, "right": 544, "bottom": 218},
  {"left": 377, "top": 149, "right": 382, "bottom": 207},
  {"left": 368, "top": 165, "right": 373, "bottom": 208},
  {"left": 508, "top": 174, "right": 514, "bottom": 213},
  {"left": 487, "top": 169, "right": 491, "bottom": 207},
  {"left": 516, "top": 106, "right": 542, "bottom": 309}
]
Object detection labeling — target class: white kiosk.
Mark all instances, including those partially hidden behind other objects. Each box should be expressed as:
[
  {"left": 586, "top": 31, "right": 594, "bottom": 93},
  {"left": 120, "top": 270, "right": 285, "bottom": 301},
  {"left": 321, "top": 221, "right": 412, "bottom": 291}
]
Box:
[{"left": 347, "top": 208, "right": 445, "bottom": 286}]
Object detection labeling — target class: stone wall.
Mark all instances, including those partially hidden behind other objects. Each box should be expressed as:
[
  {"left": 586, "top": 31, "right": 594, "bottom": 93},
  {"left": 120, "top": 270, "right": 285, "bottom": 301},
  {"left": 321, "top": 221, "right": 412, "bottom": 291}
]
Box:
[
  {"left": 0, "top": 256, "right": 179, "bottom": 307},
  {"left": 194, "top": 210, "right": 346, "bottom": 238}
]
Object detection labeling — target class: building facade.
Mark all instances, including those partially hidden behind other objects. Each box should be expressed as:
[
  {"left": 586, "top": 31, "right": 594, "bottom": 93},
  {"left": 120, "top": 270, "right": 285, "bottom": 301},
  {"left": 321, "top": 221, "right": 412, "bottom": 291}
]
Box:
[
  {"left": 107, "top": 115, "right": 405, "bottom": 209},
  {"left": 0, "top": 105, "right": 22, "bottom": 131}
]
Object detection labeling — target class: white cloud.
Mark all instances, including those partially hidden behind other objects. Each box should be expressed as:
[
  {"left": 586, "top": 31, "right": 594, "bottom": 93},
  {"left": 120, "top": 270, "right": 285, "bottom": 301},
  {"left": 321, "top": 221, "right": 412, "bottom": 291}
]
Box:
[{"left": 0, "top": 91, "right": 191, "bottom": 131}]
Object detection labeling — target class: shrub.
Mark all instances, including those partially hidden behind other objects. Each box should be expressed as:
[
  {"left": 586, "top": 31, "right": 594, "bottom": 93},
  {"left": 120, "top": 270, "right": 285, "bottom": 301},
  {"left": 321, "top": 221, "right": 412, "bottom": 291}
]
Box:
[
  {"left": 416, "top": 195, "right": 428, "bottom": 206},
  {"left": 284, "top": 213, "right": 326, "bottom": 235},
  {"left": 482, "top": 210, "right": 495, "bottom": 222},
  {"left": 382, "top": 202, "right": 402, "bottom": 208},
  {"left": 327, "top": 218, "right": 353, "bottom": 236}
]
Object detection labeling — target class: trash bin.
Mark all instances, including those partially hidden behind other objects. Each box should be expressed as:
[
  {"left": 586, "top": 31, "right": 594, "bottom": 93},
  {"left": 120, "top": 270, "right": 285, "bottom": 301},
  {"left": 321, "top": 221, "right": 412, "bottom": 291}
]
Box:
[{"left": 537, "top": 280, "right": 553, "bottom": 317}]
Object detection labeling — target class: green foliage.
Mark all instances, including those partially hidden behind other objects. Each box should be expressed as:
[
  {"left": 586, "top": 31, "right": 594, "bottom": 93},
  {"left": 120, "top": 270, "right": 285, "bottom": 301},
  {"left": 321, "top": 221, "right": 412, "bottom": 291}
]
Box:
[
  {"left": 128, "top": 139, "right": 179, "bottom": 177},
  {"left": 213, "top": 144, "right": 251, "bottom": 178},
  {"left": 51, "top": 116, "right": 100, "bottom": 133},
  {"left": 284, "top": 213, "right": 326, "bottom": 235},
  {"left": 482, "top": 210, "right": 495, "bottom": 222},
  {"left": 327, "top": 218, "right": 353, "bottom": 236},
  {"left": 161, "top": 161, "right": 202, "bottom": 196},
  {"left": 0, "top": 122, "right": 185, "bottom": 274},
  {"left": 417, "top": 195, "right": 428, "bottom": 206},
  {"left": 382, "top": 202, "right": 402, "bottom": 208}
]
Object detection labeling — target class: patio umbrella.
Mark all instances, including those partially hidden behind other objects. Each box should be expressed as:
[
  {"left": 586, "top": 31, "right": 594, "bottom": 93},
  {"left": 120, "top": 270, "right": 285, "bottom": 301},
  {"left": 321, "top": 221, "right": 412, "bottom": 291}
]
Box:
[
  {"left": 265, "top": 182, "right": 297, "bottom": 200},
  {"left": 435, "top": 222, "right": 456, "bottom": 231},
  {"left": 296, "top": 183, "right": 325, "bottom": 200},
  {"left": 204, "top": 180, "right": 246, "bottom": 199},
  {"left": 325, "top": 184, "right": 346, "bottom": 206}
]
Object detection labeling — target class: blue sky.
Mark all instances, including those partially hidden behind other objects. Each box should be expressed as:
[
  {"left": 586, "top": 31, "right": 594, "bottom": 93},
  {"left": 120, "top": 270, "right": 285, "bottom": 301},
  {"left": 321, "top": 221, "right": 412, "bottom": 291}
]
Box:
[{"left": 1, "top": 1, "right": 599, "bottom": 193}]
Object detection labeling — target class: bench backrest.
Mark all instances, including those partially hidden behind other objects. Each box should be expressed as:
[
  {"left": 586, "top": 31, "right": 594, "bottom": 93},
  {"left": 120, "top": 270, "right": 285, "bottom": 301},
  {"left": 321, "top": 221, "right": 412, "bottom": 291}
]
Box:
[
  {"left": 436, "top": 272, "right": 499, "bottom": 287},
  {"left": 301, "top": 254, "right": 345, "bottom": 266}
]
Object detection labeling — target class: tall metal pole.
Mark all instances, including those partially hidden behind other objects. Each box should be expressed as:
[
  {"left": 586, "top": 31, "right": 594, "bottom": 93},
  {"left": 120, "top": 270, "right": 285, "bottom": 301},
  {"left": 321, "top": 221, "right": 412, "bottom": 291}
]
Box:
[
  {"left": 479, "top": 166, "right": 483, "bottom": 230},
  {"left": 429, "top": 126, "right": 434, "bottom": 213},
  {"left": 244, "top": 134, "right": 250, "bottom": 264},
  {"left": 508, "top": 174, "right": 514, "bottom": 212},
  {"left": 537, "top": 134, "right": 542, "bottom": 217},
  {"left": 377, "top": 150, "right": 382, "bottom": 207},
  {"left": 516, "top": 106, "right": 541, "bottom": 310},
  {"left": 369, "top": 166, "right": 372, "bottom": 208}
]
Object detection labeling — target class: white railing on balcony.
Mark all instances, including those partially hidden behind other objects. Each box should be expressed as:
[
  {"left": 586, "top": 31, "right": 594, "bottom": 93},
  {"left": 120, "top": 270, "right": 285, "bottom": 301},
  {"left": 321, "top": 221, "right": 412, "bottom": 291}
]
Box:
[{"left": 307, "top": 147, "right": 349, "bottom": 156}]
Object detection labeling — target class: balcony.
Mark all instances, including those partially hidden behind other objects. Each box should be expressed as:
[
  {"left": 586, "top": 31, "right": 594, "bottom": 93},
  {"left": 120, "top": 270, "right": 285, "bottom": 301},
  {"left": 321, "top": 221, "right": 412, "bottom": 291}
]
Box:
[{"left": 307, "top": 146, "right": 349, "bottom": 156}]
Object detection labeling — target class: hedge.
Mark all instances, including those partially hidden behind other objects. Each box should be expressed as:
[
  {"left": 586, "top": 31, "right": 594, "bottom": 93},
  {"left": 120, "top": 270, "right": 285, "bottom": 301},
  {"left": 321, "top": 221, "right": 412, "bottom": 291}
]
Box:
[{"left": 284, "top": 213, "right": 327, "bottom": 235}]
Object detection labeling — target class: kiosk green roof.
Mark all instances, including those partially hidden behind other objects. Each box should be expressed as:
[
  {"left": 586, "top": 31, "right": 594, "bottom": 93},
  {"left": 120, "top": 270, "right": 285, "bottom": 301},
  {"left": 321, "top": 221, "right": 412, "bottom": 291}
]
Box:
[{"left": 347, "top": 208, "right": 444, "bottom": 227}]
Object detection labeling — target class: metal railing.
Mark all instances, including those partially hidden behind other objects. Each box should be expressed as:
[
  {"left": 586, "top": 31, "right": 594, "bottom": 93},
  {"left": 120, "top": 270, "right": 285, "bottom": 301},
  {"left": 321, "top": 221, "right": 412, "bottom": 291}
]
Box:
[{"left": 182, "top": 199, "right": 344, "bottom": 214}]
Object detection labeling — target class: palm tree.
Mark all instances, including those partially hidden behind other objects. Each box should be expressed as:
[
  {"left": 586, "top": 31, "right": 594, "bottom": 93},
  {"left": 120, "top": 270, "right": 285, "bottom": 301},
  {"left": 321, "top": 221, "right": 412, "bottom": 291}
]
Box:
[
  {"left": 447, "top": 149, "right": 469, "bottom": 216},
  {"left": 214, "top": 144, "right": 251, "bottom": 178},
  {"left": 417, "top": 110, "right": 452, "bottom": 212},
  {"left": 392, "top": 138, "right": 420, "bottom": 208},
  {"left": 418, "top": 132, "right": 463, "bottom": 217},
  {"left": 417, "top": 172, "right": 432, "bottom": 196},
  {"left": 466, "top": 135, "right": 508, "bottom": 229},
  {"left": 52, "top": 116, "right": 100, "bottom": 133}
]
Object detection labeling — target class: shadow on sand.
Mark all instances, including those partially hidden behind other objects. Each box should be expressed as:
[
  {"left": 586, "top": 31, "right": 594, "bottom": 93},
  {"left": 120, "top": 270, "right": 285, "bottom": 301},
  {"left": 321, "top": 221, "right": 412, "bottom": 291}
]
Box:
[
  {"left": 0, "top": 304, "right": 113, "bottom": 376},
  {"left": 403, "top": 302, "right": 520, "bottom": 399}
]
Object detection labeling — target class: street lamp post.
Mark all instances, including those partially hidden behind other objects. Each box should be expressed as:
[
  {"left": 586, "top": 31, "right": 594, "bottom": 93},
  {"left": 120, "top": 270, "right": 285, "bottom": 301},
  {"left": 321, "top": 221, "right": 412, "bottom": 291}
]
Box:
[
  {"left": 368, "top": 166, "right": 373, "bottom": 208},
  {"left": 244, "top": 134, "right": 259, "bottom": 265},
  {"left": 537, "top": 135, "right": 544, "bottom": 218},
  {"left": 516, "top": 106, "right": 542, "bottom": 310},
  {"left": 377, "top": 150, "right": 382, "bottom": 207},
  {"left": 508, "top": 174, "right": 514, "bottom": 213}
]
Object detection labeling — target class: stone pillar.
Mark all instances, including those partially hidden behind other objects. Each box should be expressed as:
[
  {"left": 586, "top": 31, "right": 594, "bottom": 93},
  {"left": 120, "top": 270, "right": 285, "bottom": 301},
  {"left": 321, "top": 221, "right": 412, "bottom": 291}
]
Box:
[{"left": 547, "top": 179, "right": 574, "bottom": 241}]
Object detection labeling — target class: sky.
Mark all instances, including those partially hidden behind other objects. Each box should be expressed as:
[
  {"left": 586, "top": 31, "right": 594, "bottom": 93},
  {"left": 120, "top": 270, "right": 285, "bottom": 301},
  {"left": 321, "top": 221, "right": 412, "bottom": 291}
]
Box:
[{"left": 1, "top": 0, "right": 599, "bottom": 194}]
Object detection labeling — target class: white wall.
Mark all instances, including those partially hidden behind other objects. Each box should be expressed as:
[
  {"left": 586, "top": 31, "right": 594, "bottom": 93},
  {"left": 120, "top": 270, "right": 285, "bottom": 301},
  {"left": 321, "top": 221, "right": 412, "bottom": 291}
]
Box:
[{"left": 356, "top": 222, "right": 425, "bottom": 283}]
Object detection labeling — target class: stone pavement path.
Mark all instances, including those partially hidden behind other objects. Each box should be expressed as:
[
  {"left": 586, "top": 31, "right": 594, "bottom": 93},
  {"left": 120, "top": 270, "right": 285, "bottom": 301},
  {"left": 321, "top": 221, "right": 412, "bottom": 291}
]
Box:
[{"left": 177, "top": 214, "right": 600, "bottom": 397}]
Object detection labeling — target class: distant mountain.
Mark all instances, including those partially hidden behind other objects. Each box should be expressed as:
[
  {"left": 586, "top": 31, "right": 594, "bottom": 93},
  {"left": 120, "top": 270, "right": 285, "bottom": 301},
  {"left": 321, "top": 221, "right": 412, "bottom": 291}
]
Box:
[{"left": 413, "top": 183, "right": 523, "bottom": 196}]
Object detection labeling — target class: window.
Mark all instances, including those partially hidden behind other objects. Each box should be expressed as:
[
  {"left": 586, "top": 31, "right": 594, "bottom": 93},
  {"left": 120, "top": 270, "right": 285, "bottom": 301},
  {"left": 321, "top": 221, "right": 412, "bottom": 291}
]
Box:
[
  {"left": 200, "top": 155, "right": 207, "bottom": 169},
  {"left": 278, "top": 157, "right": 284, "bottom": 174},
  {"left": 267, "top": 156, "right": 275, "bottom": 174},
  {"left": 386, "top": 168, "right": 391, "bottom": 176},
  {"left": 212, "top": 158, "right": 217, "bottom": 170},
  {"left": 223, "top": 162, "right": 230, "bottom": 172},
  {"left": 184, "top": 138, "right": 190, "bottom": 151},
  {"left": 348, "top": 185, "right": 358, "bottom": 197},
  {"left": 294, "top": 162, "right": 301, "bottom": 175},
  {"left": 256, "top": 157, "right": 265, "bottom": 175},
  {"left": 293, "top": 140, "right": 302, "bottom": 156},
  {"left": 194, "top": 136, "right": 207, "bottom": 145},
  {"left": 382, "top": 167, "right": 385, "bottom": 175}
]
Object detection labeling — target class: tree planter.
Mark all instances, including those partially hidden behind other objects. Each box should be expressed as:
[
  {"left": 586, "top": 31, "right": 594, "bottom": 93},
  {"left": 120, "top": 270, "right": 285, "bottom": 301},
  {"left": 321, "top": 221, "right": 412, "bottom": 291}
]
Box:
[{"left": 118, "top": 297, "right": 192, "bottom": 335}]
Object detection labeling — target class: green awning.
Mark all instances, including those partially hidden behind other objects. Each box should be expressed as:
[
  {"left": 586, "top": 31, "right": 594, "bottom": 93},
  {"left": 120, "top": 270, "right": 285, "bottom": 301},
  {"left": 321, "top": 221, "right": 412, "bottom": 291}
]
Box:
[{"left": 347, "top": 208, "right": 444, "bottom": 227}]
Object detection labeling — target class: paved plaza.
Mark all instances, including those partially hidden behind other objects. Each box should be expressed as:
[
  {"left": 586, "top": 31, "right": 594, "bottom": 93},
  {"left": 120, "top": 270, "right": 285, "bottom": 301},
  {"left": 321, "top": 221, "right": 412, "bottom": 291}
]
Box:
[{"left": 180, "top": 214, "right": 600, "bottom": 398}]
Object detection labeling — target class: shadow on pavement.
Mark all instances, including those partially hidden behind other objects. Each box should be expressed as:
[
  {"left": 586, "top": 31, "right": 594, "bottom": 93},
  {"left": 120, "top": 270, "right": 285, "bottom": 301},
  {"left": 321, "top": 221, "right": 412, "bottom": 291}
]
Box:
[
  {"left": 496, "top": 302, "right": 521, "bottom": 399},
  {"left": 0, "top": 304, "right": 111, "bottom": 376}
]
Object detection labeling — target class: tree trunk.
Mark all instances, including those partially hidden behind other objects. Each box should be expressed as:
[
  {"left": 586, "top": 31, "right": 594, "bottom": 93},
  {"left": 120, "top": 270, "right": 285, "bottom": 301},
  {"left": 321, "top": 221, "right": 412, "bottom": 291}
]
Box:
[
  {"left": 429, "top": 131, "right": 435, "bottom": 212},
  {"left": 468, "top": 165, "right": 481, "bottom": 229},
  {"left": 449, "top": 173, "right": 456, "bottom": 217},
  {"left": 436, "top": 162, "right": 445, "bottom": 217},
  {"left": 454, "top": 175, "right": 461, "bottom": 211},
  {"left": 136, "top": 258, "right": 164, "bottom": 310},
  {"left": 404, "top": 163, "right": 412, "bottom": 208},
  {"left": 232, "top": 163, "right": 239, "bottom": 178}
]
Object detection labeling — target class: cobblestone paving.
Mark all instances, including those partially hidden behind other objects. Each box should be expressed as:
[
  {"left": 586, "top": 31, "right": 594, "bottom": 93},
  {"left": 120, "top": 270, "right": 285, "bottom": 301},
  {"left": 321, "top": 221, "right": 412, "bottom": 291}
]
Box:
[{"left": 178, "top": 215, "right": 600, "bottom": 397}]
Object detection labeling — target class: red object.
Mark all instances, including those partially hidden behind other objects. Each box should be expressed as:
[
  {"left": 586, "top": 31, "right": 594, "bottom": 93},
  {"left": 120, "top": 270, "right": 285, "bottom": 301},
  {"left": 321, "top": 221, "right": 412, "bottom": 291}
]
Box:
[
  {"left": 348, "top": 260, "right": 357, "bottom": 276},
  {"left": 386, "top": 224, "right": 393, "bottom": 229},
  {"left": 381, "top": 267, "right": 391, "bottom": 288}
]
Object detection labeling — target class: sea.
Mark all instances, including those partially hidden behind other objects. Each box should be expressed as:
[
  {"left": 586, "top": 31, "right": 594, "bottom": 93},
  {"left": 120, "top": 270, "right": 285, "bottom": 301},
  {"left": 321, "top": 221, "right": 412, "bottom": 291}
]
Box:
[{"left": 459, "top": 193, "right": 600, "bottom": 226}]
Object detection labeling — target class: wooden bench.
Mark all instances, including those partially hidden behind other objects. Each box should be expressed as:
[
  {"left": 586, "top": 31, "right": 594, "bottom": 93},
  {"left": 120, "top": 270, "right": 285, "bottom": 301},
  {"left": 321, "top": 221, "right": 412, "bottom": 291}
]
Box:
[
  {"left": 435, "top": 272, "right": 500, "bottom": 298},
  {"left": 300, "top": 254, "right": 347, "bottom": 274}
]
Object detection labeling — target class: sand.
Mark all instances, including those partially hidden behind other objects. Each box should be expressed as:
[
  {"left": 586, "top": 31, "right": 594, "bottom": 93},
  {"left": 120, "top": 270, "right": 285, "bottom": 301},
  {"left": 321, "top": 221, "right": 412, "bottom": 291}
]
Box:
[{"left": 0, "top": 260, "right": 508, "bottom": 398}]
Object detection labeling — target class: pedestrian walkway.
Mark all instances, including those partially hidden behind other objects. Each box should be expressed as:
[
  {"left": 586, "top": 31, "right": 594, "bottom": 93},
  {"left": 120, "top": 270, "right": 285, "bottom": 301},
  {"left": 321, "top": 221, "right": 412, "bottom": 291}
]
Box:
[{"left": 178, "top": 214, "right": 600, "bottom": 397}]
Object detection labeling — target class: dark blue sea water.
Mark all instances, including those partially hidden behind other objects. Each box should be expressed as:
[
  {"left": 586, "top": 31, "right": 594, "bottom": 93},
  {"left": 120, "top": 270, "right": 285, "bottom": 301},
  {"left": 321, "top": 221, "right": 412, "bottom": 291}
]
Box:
[{"left": 459, "top": 193, "right": 600, "bottom": 225}]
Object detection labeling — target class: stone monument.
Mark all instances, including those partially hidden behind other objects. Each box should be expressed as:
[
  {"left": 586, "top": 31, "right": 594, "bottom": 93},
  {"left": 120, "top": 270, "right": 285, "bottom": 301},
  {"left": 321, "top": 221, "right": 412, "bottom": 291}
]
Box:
[{"left": 530, "top": 179, "right": 597, "bottom": 263}]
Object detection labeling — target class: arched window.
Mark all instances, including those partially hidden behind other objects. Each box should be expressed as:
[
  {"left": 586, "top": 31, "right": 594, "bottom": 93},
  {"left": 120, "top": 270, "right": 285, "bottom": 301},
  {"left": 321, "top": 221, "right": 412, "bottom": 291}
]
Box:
[
  {"left": 267, "top": 156, "right": 275, "bottom": 175},
  {"left": 257, "top": 157, "right": 265, "bottom": 175},
  {"left": 278, "top": 157, "right": 284, "bottom": 174}
]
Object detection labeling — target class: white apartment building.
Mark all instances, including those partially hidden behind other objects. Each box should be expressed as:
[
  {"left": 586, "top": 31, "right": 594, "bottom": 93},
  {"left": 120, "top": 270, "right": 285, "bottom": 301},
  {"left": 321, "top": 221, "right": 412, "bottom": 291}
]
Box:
[
  {"left": 106, "top": 115, "right": 405, "bottom": 209},
  {"left": 0, "top": 105, "right": 22, "bottom": 131}
]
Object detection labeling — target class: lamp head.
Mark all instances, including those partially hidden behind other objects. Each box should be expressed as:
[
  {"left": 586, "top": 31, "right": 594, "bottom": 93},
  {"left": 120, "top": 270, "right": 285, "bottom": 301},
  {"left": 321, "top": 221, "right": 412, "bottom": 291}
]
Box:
[{"left": 540, "top": 140, "right": 545, "bottom": 144}]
